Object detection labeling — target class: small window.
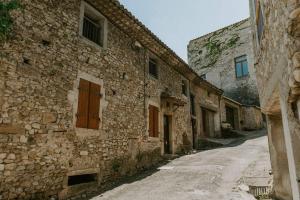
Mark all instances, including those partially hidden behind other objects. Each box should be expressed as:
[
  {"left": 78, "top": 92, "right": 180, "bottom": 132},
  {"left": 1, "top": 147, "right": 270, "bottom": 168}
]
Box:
[
  {"left": 200, "top": 74, "right": 206, "bottom": 80},
  {"left": 80, "top": 2, "right": 107, "bottom": 47},
  {"left": 149, "top": 58, "right": 158, "bottom": 78},
  {"left": 68, "top": 173, "right": 97, "bottom": 186},
  {"left": 148, "top": 105, "right": 159, "bottom": 137},
  {"left": 76, "top": 79, "right": 101, "bottom": 130},
  {"left": 235, "top": 55, "right": 249, "bottom": 78},
  {"left": 83, "top": 16, "right": 102, "bottom": 45},
  {"left": 190, "top": 94, "right": 196, "bottom": 116},
  {"left": 182, "top": 80, "right": 188, "bottom": 96}
]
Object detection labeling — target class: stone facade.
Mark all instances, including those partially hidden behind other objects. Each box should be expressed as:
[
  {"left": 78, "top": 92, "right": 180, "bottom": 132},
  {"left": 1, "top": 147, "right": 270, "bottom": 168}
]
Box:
[
  {"left": 190, "top": 82, "right": 222, "bottom": 142},
  {"left": 220, "top": 97, "right": 264, "bottom": 131},
  {"left": 249, "top": 0, "right": 300, "bottom": 199},
  {"left": 0, "top": 0, "right": 224, "bottom": 199},
  {"left": 188, "top": 19, "right": 260, "bottom": 106}
]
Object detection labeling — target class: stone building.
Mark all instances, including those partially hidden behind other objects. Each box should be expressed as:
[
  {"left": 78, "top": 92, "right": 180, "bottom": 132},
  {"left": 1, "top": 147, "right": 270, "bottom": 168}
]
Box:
[
  {"left": 0, "top": 0, "right": 223, "bottom": 199},
  {"left": 249, "top": 0, "right": 300, "bottom": 199},
  {"left": 188, "top": 18, "right": 260, "bottom": 106},
  {"left": 220, "top": 96, "right": 264, "bottom": 131}
]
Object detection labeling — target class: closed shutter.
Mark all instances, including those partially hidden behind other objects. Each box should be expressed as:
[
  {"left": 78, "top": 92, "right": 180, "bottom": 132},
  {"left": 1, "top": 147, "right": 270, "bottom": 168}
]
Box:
[
  {"left": 153, "top": 107, "right": 159, "bottom": 137},
  {"left": 148, "top": 105, "right": 159, "bottom": 137},
  {"left": 149, "top": 105, "right": 154, "bottom": 137},
  {"left": 76, "top": 79, "right": 90, "bottom": 128},
  {"left": 88, "top": 82, "right": 101, "bottom": 129}
]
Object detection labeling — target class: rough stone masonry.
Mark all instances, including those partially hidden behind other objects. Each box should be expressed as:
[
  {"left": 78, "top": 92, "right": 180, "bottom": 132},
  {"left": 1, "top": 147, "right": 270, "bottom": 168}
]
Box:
[{"left": 0, "top": 0, "right": 224, "bottom": 199}]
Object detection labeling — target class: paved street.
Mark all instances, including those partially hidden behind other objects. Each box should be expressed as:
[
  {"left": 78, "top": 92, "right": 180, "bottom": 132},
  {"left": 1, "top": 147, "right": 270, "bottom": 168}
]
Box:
[{"left": 92, "top": 131, "right": 271, "bottom": 200}]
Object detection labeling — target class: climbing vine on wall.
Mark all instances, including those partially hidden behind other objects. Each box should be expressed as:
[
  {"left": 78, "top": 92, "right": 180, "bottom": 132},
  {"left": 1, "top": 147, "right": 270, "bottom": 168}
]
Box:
[
  {"left": 201, "top": 33, "right": 240, "bottom": 69},
  {"left": 0, "top": 0, "right": 21, "bottom": 42}
]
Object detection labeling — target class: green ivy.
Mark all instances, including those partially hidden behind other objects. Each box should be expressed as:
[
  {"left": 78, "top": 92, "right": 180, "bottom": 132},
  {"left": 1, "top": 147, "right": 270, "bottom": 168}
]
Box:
[
  {"left": 0, "top": 0, "right": 21, "bottom": 42},
  {"left": 201, "top": 34, "right": 240, "bottom": 69}
]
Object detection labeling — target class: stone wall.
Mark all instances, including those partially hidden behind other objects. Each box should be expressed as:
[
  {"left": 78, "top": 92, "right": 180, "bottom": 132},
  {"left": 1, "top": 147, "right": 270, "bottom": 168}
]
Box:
[
  {"left": 240, "top": 106, "right": 264, "bottom": 130},
  {"left": 0, "top": 0, "right": 194, "bottom": 199},
  {"left": 249, "top": 0, "right": 300, "bottom": 199},
  {"left": 190, "top": 84, "right": 222, "bottom": 141},
  {"left": 188, "top": 19, "right": 260, "bottom": 106}
]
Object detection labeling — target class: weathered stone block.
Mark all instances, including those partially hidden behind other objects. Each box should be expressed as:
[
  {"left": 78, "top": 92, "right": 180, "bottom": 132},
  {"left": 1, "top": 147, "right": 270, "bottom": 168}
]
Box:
[
  {"left": 42, "top": 112, "right": 57, "bottom": 124},
  {"left": 6, "top": 154, "right": 16, "bottom": 160}
]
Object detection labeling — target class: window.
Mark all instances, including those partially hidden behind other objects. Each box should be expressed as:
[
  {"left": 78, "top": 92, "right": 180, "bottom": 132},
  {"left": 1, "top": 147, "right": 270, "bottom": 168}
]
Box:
[
  {"left": 190, "top": 94, "right": 196, "bottom": 116},
  {"left": 182, "top": 80, "right": 188, "bottom": 96},
  {"left": 80, "top": 1, "right": 107, "bottom": 47},
  {"left": 148, "top": 105, "right": 159, "bottom": 137},
  {"left": 76, "top": 79, "right": 101, "bottom": 129},
  {"left": 68, "top": 173, "right": 97, "bottom": 186},
  {"left": 149, "top": 58, "right": 158, "bottom": 78},
  {"left": 235, "top": 55, "right": 249, "bottom": 78},
  {"left": 200, "top": 74, "right": 206, "bottom": 80},
  {"left": 83, "top": 16, "right": 102, "bottom": 45}
]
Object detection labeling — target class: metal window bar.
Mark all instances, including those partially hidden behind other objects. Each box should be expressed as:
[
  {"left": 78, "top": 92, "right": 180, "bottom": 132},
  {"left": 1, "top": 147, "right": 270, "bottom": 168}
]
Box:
[{"left": 83, "top": 16, "right": 102, "bottom": 46}]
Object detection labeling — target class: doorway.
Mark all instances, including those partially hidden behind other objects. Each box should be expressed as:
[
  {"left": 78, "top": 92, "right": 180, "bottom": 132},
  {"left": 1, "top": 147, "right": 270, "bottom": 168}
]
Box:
[
  {"left": 226, "top": 106, "right": 236, "bottom": 129},
  {"left": 201, "top": 107, "right": 215, "bottom": 137},
  {"left": 163, "top": 115, "right": 171, "bottom": 154},
  {"left": 191, "top": 118, "right": 197, "bottom": 149}
]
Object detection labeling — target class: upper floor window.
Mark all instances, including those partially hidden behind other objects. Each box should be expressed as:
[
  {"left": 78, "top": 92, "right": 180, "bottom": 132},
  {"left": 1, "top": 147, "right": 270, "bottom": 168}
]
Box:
[
  {"left": 80, "top": 1, "right": 107, "bottom": 47},
  {"left": 149, "top": 58, "right": 158, "bottom": 79},
  {"left": 235, "top": 55, "right": 249, "bottom": 78},
  {"left": 182, "top": 79, "right": 188, "bottom": 96},
  {"left": 76, "top": 79, "right": 101, "bottom": 130}
]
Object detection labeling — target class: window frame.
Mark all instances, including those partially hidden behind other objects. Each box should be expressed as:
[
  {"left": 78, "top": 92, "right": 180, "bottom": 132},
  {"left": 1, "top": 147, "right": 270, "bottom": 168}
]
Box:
[
  {"left": 79, "top": 1, "right": 108, "bottom": 49},
  {"left": 148, "top": 58, "right": 159, "bottom": 79},
  {"left": 235, "top": 55, "right": 249, "bottom": 78}
]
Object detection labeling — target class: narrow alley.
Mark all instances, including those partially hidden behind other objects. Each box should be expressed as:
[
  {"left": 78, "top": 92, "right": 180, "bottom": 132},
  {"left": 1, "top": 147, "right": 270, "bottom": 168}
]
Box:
[{"left": 92, "top": 131, "right": 271, "bottom": 200}]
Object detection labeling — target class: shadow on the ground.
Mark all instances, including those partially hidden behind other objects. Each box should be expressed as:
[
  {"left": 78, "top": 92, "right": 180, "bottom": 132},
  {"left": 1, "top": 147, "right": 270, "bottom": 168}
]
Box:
[
  {"left": 197, "top": 129, "right": 267, "bottom": 152},
  {"left": 84, "top": 130, "right": 267, "bottom": 200},
  {"left": 84, "top": 159, "right": 173, "bottom": 200}
]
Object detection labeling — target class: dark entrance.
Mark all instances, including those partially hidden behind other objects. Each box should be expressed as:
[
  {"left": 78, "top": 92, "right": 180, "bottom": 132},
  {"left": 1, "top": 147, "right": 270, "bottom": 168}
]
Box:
[
  {"left": 226, "top": 106, "right": 235, "bottom": 129},
  {"left": 191, "top": 118, "right": 197, "bottom": 149},
  {"left": 163, "top": 115, "right": 171, "bottom": 154}
]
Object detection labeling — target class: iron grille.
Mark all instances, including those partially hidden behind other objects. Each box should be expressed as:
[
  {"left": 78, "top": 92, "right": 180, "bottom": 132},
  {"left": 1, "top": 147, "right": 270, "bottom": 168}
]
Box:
[{"left": 83, "top": 16, "right": 102, "bottom": 46}]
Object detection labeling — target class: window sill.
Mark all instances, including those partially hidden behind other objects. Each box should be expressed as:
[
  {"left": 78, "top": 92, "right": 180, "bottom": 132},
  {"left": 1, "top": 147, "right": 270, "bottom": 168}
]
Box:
[
  {"left": 236, "top": 75, "right": 250, "bottom": 80},
  {"left": 149, "top": 74, "right": 159, "bottom": 80},
  {"left": 79, "top": 35, "right": 106, "bottom": 51},
  {"left": 75, "top": 127, "right": 103, "bottom": 138}
]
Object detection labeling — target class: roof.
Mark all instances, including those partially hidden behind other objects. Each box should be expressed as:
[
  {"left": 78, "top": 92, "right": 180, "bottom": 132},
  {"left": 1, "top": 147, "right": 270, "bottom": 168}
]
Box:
[{"left": 90, "top": 0, "right": 223, "bottom": 94}]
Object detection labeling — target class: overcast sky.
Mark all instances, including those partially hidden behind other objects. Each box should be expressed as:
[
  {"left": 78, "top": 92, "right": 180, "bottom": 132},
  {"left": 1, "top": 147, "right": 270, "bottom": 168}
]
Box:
[{"left": 119, "top": 0, "right": 250, "bottom": 61}]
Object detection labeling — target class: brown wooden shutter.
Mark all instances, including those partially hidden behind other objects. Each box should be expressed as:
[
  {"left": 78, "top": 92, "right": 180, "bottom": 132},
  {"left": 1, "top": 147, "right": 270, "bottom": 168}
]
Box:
[
  {"left": 88, "top": 82, "right": 101, "bottom": 130},
  {"left": 76, "top": 79, "right": 90, "bottom": 128},
  {"left": 149, "top": 105, "right": 154, "bottom": 137},
  {"left": 153, "top": 107, "right": 159, "bottom": 137}
]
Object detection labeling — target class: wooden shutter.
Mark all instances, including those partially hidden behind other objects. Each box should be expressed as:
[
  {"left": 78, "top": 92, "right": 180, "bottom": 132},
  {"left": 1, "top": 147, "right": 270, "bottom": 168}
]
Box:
[
  {"left": 149, "top": 105, "right": 154, "bottom": 137},
  {"left": 76, "top": 79, "right": 90, "bottom": 128},
  {"left": 88, "top": 82, "right": 101, "bottom": 129},
  {"left": 149, "top": 105, "right": 159, "bottom": 137},
  {"left": 153, "top": 107, "right": 159, "bottom": 137}
]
